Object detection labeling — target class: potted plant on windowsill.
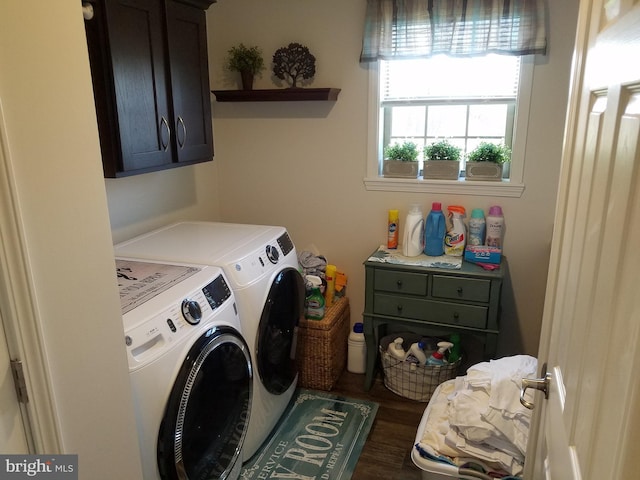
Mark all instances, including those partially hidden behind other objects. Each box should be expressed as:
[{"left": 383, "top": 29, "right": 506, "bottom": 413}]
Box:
[
  {"left": 466, "top": 142, "right": 511, "bottom": 181},
  {"left": 225, "top": 44, "right": 265, "bottom": 91},
  {"left": 382, "top": 141, "right": 420, "bottom": 178},
  {"left": 423, "top": 140, "right": 462, "bottom": 180}
]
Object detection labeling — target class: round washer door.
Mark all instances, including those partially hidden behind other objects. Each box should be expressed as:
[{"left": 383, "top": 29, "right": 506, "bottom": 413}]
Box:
[
  {"left": 256, "top": 267, "right": 305, "bottom": 394},
  {"left": 157, "top": 326, "right": 252, "bottom": 480}
]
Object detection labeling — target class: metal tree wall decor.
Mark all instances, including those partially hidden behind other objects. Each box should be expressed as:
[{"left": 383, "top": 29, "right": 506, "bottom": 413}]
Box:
[{"left": 272, "top": 43, "right": 316, "bottom": 88}]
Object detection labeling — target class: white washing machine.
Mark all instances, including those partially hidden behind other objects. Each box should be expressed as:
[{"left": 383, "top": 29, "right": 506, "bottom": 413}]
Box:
[
  {"left": 116, "top": 258, "right": 253, "bottom": 479},
  {"left": 115, "top": 222, "right": 305, "bottom": 462}
]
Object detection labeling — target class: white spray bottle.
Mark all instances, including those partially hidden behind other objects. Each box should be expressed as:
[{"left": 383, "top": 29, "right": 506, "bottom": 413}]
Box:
[
  {"left": 426, "top": 341, "right": 454, "bottom": 365},
  {"left": 404, "top": 340, "right": 428, "bottom": 364}
]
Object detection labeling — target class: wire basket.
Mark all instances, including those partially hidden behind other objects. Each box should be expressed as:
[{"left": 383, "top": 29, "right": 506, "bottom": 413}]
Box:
[{"left": 379, "top": 345, "right": 461, "bottom": 402}]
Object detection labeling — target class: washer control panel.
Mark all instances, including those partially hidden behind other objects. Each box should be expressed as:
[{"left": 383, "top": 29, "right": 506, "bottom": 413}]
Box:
[
  {"left": 123, "top": 270, "right": 234, "bottom": 370},
  {"left": 227, "top": 231, "right": 297, "bottom": 287}
]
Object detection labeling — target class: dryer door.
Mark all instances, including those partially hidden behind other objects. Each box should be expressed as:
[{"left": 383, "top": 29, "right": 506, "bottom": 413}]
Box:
[
  {"left": 257, "top": 267, "right": 305, "bottom": 394},
  {"left": 157, "top": 326, "right": 252, "bottom": 480}
]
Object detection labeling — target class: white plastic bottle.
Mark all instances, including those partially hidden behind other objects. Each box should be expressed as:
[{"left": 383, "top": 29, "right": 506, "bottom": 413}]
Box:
[
  {"left": 347, "top": 323, "right": 367, "bottom": 374},
  {"left": 486, "top": 205, "right": 505, "bottom": 249},
  {"left": 404, "top": 341, "right": 428, "bottom": 364},
  {"left": 402, "top": 204, "right": 425, "bottom": 257},
  {"left": 468, "top": 208, "right": 486, "bottom": 246},
  {"left": 387, "top": 337, "right": 406, "bottom": 360}
]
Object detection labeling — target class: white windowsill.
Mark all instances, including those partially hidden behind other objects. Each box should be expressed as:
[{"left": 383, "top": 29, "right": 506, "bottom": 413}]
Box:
[{"left": 363, "top": 176, "right": 525, "bottom": 197}]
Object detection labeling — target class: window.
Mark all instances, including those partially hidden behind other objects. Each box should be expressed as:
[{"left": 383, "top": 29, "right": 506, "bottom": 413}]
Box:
[
  {"left": 366, "top": 55, "right": 532, "bottom": 197},
  {"left": 382, "top": 54, "right": 519, "bottom": 167}
]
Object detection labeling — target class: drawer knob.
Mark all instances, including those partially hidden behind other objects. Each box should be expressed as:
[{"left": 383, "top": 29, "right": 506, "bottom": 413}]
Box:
[
  {"left": 396, "top": 280, "right": 403, "bottom": 288},
  {"left": 457, "top": 287, "right": 464, "bottom": 296},
  {"left": 453, "top": 312, "right": 460, "bottom": 321},
  {"left": 396, "top": 304, "right": 403, "bottom": 313}
]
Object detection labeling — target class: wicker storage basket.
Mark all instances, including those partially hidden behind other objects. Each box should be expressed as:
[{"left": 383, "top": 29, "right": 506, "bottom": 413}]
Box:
[
  {"left": 296, "top": 296, "right": 350, "bottom": 391},
  {"left": 379, "top": 342, "right": 461, "bottom": 402}
]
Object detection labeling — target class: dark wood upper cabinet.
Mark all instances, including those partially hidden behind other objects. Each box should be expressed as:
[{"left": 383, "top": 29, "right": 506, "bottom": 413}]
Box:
[{"left": 84, "top": 0, "right": 215, "bottom": 178}]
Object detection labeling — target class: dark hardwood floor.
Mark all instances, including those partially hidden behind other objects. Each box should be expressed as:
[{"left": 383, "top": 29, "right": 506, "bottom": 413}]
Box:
[{"left": 330, "top": 370, "right": 427, "bottom": 480}]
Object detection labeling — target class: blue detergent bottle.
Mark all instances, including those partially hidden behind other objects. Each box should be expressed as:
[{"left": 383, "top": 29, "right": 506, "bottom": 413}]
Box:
[{"left": 424, "top": 202, "right": 446, "bottom": 256}]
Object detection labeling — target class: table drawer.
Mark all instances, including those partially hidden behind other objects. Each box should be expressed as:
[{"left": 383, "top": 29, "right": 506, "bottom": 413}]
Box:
[
  {"left": 432, "top": 275, "right": 491, "bottom": 303},
  {"left": 373, "top": 293, "right": 488, "bottom": 329},
  {"left": 374, "top": 270, "right": 428, "bottom": 296}
]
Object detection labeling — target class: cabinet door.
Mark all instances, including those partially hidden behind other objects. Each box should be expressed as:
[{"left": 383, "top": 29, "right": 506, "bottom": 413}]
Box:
[
  {"left": 105, "top": 0, "right": 173, "bottom": 173},
  {"left": 166, "top": 1, "right": 213, "bottom": 164}
]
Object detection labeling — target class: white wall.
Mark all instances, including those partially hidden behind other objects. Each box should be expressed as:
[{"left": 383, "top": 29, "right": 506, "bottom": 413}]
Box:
[
  {"left": 207, "top": 0, "right": 580, "bottom": 356},
  {"left": 106, "top": 160, "right": 222, "bottom": 244},
  {"left": 0, "top": 1, "right": 142, "bottom": 477}
]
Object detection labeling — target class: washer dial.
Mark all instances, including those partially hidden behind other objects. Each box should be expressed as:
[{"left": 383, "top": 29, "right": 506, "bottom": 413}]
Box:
[
  {"left": 266, "top": 244, "right": 280, "bottom": 264},
  {"left": 181, "top": 299, "right": 202, "bottom": 325}
]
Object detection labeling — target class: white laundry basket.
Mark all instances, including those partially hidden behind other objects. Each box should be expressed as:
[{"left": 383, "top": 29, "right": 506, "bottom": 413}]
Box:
[{"left": 411, "top": 383, "right": 481, "bottom": 480}]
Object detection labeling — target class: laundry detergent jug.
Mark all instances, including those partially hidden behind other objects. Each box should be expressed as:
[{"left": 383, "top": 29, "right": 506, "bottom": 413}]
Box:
[
  {"left": 424, "top": 202, "right": 446, "bottom": 256},
  {"left": 402, "top": 204, "right": 424, "bottom": 257},
  {"left": 444, "top": 205, "right": 466, "bottom": 256}
]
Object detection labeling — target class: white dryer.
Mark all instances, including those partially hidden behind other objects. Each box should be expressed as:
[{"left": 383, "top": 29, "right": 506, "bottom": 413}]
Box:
[
  {"left": 115, "top": 222, "right": 305, "bottom": 462},
  {"left": 117, "top": 258, "right": 252, "bottom": 479}
]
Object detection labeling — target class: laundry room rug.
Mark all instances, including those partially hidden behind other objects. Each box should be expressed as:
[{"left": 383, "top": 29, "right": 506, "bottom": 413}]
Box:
[{"left": 240, "top": 389, "right": 378, "bottom": 480}]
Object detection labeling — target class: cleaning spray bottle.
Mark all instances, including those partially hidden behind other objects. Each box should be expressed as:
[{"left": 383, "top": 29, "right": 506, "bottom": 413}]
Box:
[
  {"left": 404, "top": 340, "right": 428, "bottom": 364},
  {"left": 304, "top": 275, "right": 325, "bottom": 320},
  {"left": 426, "top": 341, "right": 454, "bottom": 365}
]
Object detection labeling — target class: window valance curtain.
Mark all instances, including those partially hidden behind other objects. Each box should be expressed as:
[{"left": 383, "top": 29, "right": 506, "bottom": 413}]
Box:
[{"left": 360, "top": 0, "right": 547, "bottom": 62}]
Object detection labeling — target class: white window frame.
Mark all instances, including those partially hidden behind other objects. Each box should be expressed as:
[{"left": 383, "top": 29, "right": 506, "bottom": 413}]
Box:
[{"left": 364, "top": 56, "right": 534, "bottom": 198}]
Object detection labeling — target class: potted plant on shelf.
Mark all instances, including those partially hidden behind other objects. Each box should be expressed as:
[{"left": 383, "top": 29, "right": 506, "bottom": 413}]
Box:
[
  {"left": 466, "top": 142, "right": 511, "bottom": 181},
  {"left": 423, "top": 140, "right": 462, "bottom": 180},
  {"left": 383, "top": 141, "right": 420, "bottom": 178},
  {"left": 225, "top": 43, "right": 265, "bottom": 90}
]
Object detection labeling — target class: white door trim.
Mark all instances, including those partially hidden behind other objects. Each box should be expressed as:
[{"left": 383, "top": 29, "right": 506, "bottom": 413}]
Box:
[{"left": 0, "top": 98, "right": 61, "bottom": 453}]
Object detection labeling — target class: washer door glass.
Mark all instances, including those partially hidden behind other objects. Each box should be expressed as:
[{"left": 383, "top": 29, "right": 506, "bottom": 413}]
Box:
[
  {"left": 157, "top": 327, "right": 252, "bottom": 480},
  {"left": 257, "top": 267, "right": 305, "bottom": 394}
]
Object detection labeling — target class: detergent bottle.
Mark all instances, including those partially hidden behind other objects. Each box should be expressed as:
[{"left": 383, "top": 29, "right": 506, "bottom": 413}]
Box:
[
  {"left": 444, "top": 205, "right": 466, "bottom": 256},
  {"left": 424, "top": 202, "right": 446, "bottom": 256},
  {"left": 448, "top": 333, "right": 461, "bottom": 363},
  {"left": 468, "top": 208, "right": 486, "bottom": 246},
  {"left": 387, "top": 337, "right": 406, "bottom": 361},
  {"left": 426, "top": 341, "right": 454, "bottom": 365},
  {"left": 402, "top": 204, "right": 425, "bottom": 257},
  {"left": 486, "top": 205, "right": 505, "bottom": 249}
]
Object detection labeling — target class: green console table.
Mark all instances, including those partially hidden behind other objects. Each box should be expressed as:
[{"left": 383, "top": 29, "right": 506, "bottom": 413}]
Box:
[{"left": 363, "top": 250, "right": 506, "bottom": 391}]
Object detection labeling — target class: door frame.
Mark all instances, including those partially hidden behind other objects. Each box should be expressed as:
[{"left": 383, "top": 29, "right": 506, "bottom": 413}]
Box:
[{"left": 0, "top": 98, "right": 61, "bottom": 453}]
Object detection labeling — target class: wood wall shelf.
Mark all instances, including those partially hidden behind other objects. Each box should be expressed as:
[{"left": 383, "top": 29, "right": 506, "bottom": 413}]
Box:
[{"left": 212, "top": 88, "right": 340, "bottom": 102}]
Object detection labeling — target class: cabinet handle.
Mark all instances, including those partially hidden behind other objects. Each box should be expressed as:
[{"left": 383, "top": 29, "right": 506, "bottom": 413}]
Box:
[
  {"left": 160, "top": 116, "right": 171, "bottom": 151},
  {"left": 177, "top": 116, "right": 186, "bottom": 148},
  {"left": 457, "top": 287, "right": 463, "bottom": 296},
  {"left": 453, "top": 312, "right": 460, "bottom": 322},
  {"left": 396, "top": 304, "right": 403, "bottom": 313},
  {"left": 396, "top": 280, "right": 403, "bottom": 289}
]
